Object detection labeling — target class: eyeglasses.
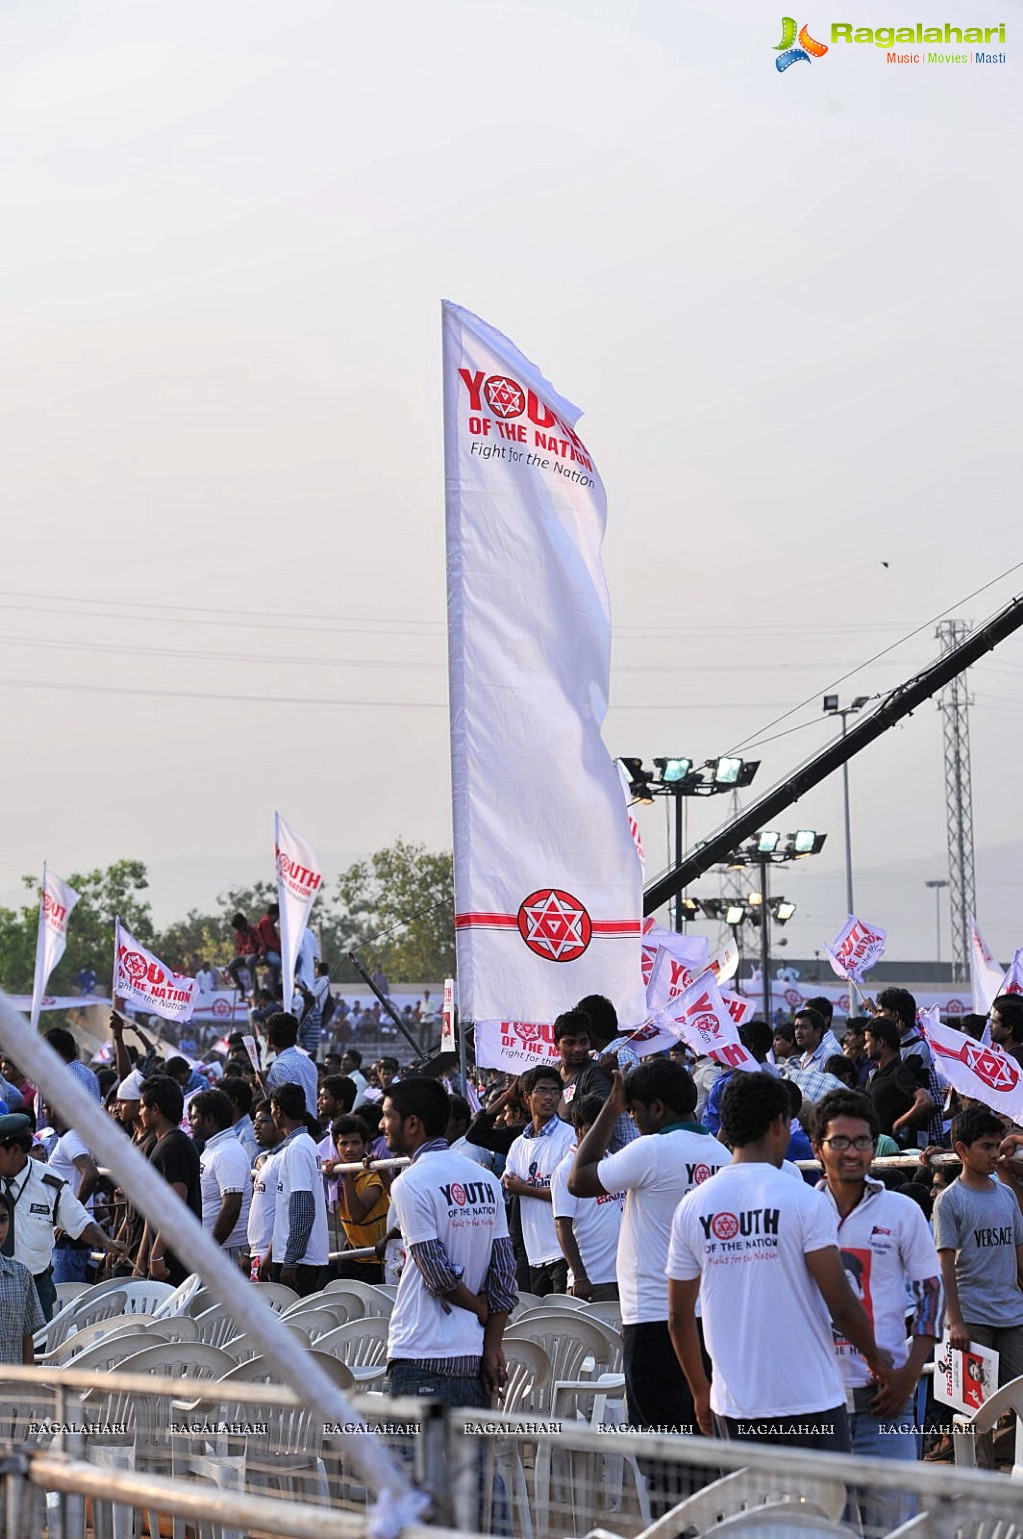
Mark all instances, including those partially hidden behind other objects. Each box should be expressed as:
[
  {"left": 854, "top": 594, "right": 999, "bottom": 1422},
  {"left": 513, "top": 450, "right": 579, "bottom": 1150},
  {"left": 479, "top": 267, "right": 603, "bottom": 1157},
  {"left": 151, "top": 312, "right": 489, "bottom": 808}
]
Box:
[{"left": 821, "top": 1135, "right": 874, "bottom": 1152}]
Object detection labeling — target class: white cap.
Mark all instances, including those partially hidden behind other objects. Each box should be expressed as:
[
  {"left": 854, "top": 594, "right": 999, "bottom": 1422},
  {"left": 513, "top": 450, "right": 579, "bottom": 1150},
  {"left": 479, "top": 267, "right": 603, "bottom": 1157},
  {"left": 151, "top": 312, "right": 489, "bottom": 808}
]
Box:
[{"left": 116, "top": 1069, "right": 146, "bottom": 1101}]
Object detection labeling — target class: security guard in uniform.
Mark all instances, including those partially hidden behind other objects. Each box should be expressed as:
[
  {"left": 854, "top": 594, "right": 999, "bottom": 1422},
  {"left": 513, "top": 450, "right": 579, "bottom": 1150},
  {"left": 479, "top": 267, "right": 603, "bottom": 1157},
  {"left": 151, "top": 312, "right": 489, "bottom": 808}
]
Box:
[{"left": 0, "top": 1113, "right": 126, "bottom": 1319}]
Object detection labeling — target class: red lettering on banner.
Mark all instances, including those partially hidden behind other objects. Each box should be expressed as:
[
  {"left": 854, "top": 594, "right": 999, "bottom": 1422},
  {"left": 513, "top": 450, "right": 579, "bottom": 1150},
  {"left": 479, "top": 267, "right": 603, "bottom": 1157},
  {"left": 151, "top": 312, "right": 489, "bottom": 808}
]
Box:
[{"left": 458, "top": 370, "right": 486, "bottom": 412}]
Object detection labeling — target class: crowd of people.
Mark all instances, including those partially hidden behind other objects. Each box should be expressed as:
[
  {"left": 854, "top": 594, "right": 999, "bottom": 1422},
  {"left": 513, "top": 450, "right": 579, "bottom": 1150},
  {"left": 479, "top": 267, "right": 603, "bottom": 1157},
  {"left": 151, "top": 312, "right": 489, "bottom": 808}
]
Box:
[{"left": 0, "top": 978, "right": 1021, "bottom": 1509}]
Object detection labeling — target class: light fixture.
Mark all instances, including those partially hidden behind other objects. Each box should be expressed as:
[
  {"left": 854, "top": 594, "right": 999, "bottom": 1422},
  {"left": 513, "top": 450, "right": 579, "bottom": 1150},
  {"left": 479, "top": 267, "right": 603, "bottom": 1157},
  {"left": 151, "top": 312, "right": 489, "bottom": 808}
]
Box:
[
  {"left": 725, "top": 904, "right": 746, "bottom": 927},
  {"left": 678, "top": 896, "right": 700, "bottom": 919},
  {"left": 710, "top": 756, "right": 744, "bottom": 786},
  {"left": 756, "top": 830, "right": 781, "bottom": 853},
  {"left": 747, "top": 890, "right": 764, "bottom": 906},
  {"left": 774, "top": 900, "right": 796, "bottom": 923},
  {"left": 789, "top": 830, "right": 826, "bottom": 856},
  {"left": 700, "top": 898, "right": 724, "bottom": 919},
  {"left": 654, "top": 756, "right": 693, "bottom": 784},
  {"left": 852, "top": 695, "right": 869, "bottom": 710},
  {"left": 823, "top": 694, "right": 839, "bottom": 713}
]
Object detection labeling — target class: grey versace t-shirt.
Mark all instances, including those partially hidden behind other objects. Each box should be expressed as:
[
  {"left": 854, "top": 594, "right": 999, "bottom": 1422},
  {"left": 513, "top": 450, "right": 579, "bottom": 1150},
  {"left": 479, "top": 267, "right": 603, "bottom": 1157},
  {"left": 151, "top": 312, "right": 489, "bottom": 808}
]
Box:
[{"left": 933, "top": 1178, "right": 1023, "bottom": 1328}]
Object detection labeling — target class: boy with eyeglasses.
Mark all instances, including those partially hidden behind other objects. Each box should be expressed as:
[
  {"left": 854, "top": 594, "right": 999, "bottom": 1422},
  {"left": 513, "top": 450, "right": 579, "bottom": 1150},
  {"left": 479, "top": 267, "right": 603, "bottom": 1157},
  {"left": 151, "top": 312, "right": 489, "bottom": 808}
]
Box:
[{"left": 811, "top": 1088, "right": 941, "bottom": 1527}]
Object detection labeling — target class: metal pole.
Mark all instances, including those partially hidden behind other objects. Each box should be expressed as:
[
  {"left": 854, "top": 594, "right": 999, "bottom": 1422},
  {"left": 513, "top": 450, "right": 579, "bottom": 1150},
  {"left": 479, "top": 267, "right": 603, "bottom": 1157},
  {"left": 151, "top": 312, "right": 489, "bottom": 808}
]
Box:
[
  {"left": 841, "top": 714, "right": 859, "bottom": 1014},
  {"left": 674, "top": 791, "right": 684, "bottom": 932},
  {"left": 760, "top": 856, "right": 772, "bottom": 1025}
]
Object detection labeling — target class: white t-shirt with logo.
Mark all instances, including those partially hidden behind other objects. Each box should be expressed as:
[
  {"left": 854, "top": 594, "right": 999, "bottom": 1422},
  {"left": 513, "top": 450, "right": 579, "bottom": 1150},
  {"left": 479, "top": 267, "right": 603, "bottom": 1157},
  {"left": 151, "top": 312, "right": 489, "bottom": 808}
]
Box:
[
  {"left": 597, "top": 1127, "right": 729, "bottom": 1325},
  {"left": 388, "top": 1149, "right": 508, "bottom": 1362},
  {"left": 272, "top": 1131, "right": 329, "bottom": 1267},
  {"left": 819, "top": 1178, "right": 941, "bottom": 1388},
  {"left": 504, "top": 1118, "right": 576, "bottom": 1266},
  {"left": 199, "top": 1128, "right": 252, "bottom": 1248},
  {"left": 248, "top": 1147, "right": 283, "bottom": 1257},
  {"left": 667, "top": 1162, "right": 845, "bottom": 1419},
  {"left": 551, "top": 1149, "right": 624, "bottom": 1287}
]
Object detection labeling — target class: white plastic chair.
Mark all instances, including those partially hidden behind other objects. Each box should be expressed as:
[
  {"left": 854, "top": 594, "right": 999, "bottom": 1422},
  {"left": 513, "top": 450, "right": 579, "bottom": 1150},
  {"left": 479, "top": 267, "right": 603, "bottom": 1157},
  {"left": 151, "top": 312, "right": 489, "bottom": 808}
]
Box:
[
  {"left": 323, "top": 1278, "right": 392, "bottom": 1316},
  {"left": 635, "top": 1468, "right": 847, "bottom": 1539},
  {"left": 219, "top": 1322, "right": 311, "bottom": 1362},
  {"left": 35, "top": 1286, "right": 128, "bottom": 1354},
  {"left": 279, "top": 1299, "right": 364, "bottom": 1341},
  {"left": 250, "top": 1280, "right": 300, "bottom": 1313},
  {"left": 484, "top": 1338, "right": 554, "bottom": 1539},
  {"left": 953, "top": 1370, "right": 1023, "bottom": 1478},
  {"left": 314, "top": 1316, "right": 390, "bottom": 1384}
]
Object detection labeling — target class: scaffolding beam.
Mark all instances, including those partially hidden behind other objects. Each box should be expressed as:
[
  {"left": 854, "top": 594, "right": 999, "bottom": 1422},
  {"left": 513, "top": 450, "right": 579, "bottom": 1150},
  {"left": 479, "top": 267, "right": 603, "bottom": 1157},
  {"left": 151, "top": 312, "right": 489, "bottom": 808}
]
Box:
[{"left": 937, "top": 619, "right": 976, "bottom": 982}]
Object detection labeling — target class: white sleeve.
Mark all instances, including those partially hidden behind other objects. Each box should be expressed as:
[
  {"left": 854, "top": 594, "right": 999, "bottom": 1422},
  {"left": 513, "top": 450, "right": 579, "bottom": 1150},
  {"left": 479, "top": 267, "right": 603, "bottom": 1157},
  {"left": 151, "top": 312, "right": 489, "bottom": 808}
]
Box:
[
  {"left": 801, "top": 1187, "right": 841, "bottom": 1252},
  {"left": 390, "top": 1175, "right": 440, "bottom": 1246},
  {"left": 597, "top": 1136, "right": 651, "bottom": 1194},
  {"left": 550, "top": 1158, "right": 578, "bottom": 1221}
]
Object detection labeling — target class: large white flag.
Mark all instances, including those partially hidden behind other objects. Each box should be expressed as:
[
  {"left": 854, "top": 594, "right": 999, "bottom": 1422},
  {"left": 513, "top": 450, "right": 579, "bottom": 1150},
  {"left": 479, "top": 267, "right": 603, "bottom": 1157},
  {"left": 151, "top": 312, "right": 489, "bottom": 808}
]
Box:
[
  {"left": 969, "top": 916, "right": 1003, "bottom": 1016},
  {"left": 274, "top": 814, "right": 323, "bottom": 1000},
  {"left": 920, "top": 1008, "right": 1023, "bottom": 1123},
  {"left": 29, "top": 866, "right": 80, "bottom": 1031},
  {"left": 473, "top": 1019, "right": 560, "bottom": 1074},
  {"left": 444, "top": 301, "right": 644, "bottom": 1022},
  {"left": 825, "top": 914, "right": 887, "bottom": 984},
  {"left": 114, "top": 919, "right": 197, "bottom": 1024}
]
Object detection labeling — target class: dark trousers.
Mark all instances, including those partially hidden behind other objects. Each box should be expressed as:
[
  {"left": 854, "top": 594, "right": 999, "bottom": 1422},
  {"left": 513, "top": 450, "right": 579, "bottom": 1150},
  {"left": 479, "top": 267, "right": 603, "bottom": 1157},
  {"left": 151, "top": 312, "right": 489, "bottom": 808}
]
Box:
[
  {"left": 714, "top": 1404, "right": 851, "bottom": 1453},
  {"left": 529, "top": 1258, "right": 568, "bottom": 1296},
  {"left": 33, "top": 1267, "right": 57, "bottom": 1323},
  {"left": 334, "top": 1258, "right": 384, "bottom": 1283},
  {"left": 622, "top": 1319, "right": 697, "bottom": 1432},
  {"left": 271, "top": 1263, "right": 326, "bottom": 1297}
]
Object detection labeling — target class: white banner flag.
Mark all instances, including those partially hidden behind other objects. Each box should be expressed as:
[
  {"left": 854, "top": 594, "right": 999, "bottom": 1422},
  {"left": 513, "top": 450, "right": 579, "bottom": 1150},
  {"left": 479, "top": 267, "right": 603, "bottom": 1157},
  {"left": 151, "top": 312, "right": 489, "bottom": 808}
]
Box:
[
  {"left": 996, "top": 946, "right": 1023, "bottom": 1001},
  {"left": 708, "top": 941, "right": 739, "bottom": 986},
  {"left": 969, "top": 916, "right": 1004, "bottom": 1017},
  {"left": 444, "top": 301, "right": 644, "bottom": 1024},
  {"left": 920, "top": 1009, "right": 1023, "bottom": 1124},
  {"left": 274, "top": 813, "right": 323, "bottom": 999},
  {"left": 642, "top": 928, "right": 709, "bottom": 1005},
  {"left": 30, "top": 866, "right": 80, "bottom": 1032},
  {"left": 473, "top": 1019, "right": 560, "bottom": 1074},
  {"left": 824, "top": 914, "right": 888, "bottom": 984},
  {"left": 659, "top": 973, "right": 760, "bottom": 1072},
  {"left": 617, "top": 760, "right": 645, "bottom": 875},
  {"left": 114, "top": 919, "right": 197, "bottom": 1024}
]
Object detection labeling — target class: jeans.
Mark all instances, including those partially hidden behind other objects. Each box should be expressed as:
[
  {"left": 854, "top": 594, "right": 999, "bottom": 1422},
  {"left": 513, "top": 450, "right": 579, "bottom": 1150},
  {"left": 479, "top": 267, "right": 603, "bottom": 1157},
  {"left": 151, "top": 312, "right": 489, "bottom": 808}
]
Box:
[
  {"left": 622, "top": 1319, "right": 700, "bottom": 1516},
  {"left": 386, "top": 1360, "right": 487, "bottom": 1410},
  {"left": 714, "top": 1404, "right": 850, "bottom": 1454},
  {"left": 52, "top": 1242, "right": 94, "bottom": 1286},
  {"left": 848, "top": 1395, "right": 918, "bottom": 1532}
]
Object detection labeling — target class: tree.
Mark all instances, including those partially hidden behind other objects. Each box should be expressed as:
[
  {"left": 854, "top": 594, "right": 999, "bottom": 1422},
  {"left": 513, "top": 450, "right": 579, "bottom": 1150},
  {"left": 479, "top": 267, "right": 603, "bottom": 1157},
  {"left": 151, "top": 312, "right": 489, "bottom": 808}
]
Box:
[
  {"left": 0, "top": 860, "right": 154, "bottom": 996},
  {"left": 153, "top": 882, "right": 277, "bottom": 973},
  {"left": 333, "top": 840, "right": 455, "bottom": 983}
]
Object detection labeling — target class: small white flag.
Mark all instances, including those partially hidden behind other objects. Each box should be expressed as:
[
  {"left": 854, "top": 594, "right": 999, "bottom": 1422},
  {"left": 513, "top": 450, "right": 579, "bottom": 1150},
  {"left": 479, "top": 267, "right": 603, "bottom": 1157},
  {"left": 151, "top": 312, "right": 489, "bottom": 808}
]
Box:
[
  {"left": 824, "top": 914, "right": 887, "bottom": 984},
  {"left": 114, "top": 919, "right": 197, "bottom": 1024},
  {"left": 30, "top": 866, "right": 80, "bottom": 1032},
  {"left": 996, "top": 946, "right": 1023, "bottom": 1002},
  {"left": 658, "top": 973, "right": 760, "bottom": 1072}
]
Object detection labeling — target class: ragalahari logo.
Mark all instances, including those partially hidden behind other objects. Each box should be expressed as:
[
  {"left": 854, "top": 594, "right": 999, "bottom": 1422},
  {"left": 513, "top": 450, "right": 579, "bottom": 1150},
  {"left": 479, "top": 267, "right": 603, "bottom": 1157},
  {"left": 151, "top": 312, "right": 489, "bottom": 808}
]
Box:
[{"left": 774, "top": 16, "right": 829, "bottom": 69}]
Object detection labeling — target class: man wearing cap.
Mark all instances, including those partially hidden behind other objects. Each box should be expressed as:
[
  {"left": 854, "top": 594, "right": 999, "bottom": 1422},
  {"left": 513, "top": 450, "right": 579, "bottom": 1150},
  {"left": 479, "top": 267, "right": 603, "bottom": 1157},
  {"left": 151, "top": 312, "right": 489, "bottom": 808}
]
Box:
[{"left": 0, "top": 1113, "right": 126, "bottom": 1319}]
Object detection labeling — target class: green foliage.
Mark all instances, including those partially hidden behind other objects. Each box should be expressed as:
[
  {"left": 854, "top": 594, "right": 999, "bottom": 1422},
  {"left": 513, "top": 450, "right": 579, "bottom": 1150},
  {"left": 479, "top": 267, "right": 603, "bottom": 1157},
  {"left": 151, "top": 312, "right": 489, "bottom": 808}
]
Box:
[
  {"left": 0, "top": 860, "right": 154, "bottom": 995},
  {"left": 0, "top": 847, "right": 454, "bottom": 996},
  {"left": 333, "top": 839, "right": 455, "bottom": 983}
]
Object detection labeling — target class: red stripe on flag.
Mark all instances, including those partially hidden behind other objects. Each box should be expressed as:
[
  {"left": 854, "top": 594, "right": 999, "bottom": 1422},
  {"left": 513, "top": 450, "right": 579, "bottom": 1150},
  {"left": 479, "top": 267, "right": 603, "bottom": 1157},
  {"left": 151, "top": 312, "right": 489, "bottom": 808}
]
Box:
[{"left": 454, "top": 913, "right": 518, "bottom": 928}]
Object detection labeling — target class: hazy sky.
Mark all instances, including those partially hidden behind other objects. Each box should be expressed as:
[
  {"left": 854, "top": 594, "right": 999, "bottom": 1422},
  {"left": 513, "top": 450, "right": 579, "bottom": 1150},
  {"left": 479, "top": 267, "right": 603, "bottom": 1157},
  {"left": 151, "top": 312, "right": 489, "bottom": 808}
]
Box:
[{"left": 2, "top": 0, "right": 1021, "bottom": 969}]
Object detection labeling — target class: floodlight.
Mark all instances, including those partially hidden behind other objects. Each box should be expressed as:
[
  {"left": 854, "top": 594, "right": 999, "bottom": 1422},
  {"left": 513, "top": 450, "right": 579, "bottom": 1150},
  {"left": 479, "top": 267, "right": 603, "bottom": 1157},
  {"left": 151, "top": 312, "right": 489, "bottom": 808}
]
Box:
[
  {"left": 747, "top": 891, "right": 763, "bottom": 907},
  {"left": 852, "top": 695, "right": 869, "bottom": 710},
  {"left": 654, "top": 756, "right": 693, "bottom": 784},
  {"left": 774, "top": 900, "right": 796, "bottom": 923},
  {"left": 823, "top": 695, "right": 839, "bottom": 713},
  {"left": 678, "top": 896, "right": 700, "bottom": 919},
  {"left": 757, "top": 830, "right": 781, "bottom": 853},
  {"left": 791, "top": 829, "right": 821, "bottom": 854},
  {"left": 700, "top": 899, "right": 724, "bottom": 919},
  {"left": 725, "top": 904, "right": 746, "bottom": 927},
  {"left": 710, "top": 756, "right": 744, "bottom": 786}
]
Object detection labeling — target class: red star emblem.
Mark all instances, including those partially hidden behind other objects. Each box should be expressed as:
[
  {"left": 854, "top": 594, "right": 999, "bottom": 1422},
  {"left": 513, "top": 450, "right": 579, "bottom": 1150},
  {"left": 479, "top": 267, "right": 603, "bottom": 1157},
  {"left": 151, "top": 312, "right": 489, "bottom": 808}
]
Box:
[
  {"left": 484, "top": 375, "right": 525, "bottom": 419},
  {"left": 517, "top": 888, "right": 592, "bottom": 962},
  {"left": 966, "top": 1041, "right": 1020, "bottom": 1091}
]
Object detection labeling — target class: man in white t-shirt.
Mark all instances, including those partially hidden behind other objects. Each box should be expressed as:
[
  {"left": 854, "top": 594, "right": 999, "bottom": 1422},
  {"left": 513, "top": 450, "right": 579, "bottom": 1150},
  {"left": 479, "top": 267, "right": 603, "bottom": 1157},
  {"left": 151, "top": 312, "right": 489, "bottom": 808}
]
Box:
[
  {"left": 572, "top": 1059, "right": 729, "bottom": 1435},
  {"left": 552, "top": 1095, "right": 624, "bottom": 1301},
  {"left": 189, "top": 1089, "right": 252, "bottom": 1267},
  {"left": 47, "top": 1109, "right": 100, "bottom": 1284},
  {"left": 262, "top": 1082, "right": 329, "bottom": 1296},
  {"left": 812, "top": 1088, "right": 941, "bottom": 1531},
  {"left": 246, "top": 1099, "right": 285, "bottom": 1279},
  {"left": 382, "top": 1078, "right": 517, "bottom": 1409},
  {"left": 667, "top": 1071, "right": 893, "bottom": 1452},
  {"left": 503, "top": 1065, "right": 576, "bottom": 1295}
]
